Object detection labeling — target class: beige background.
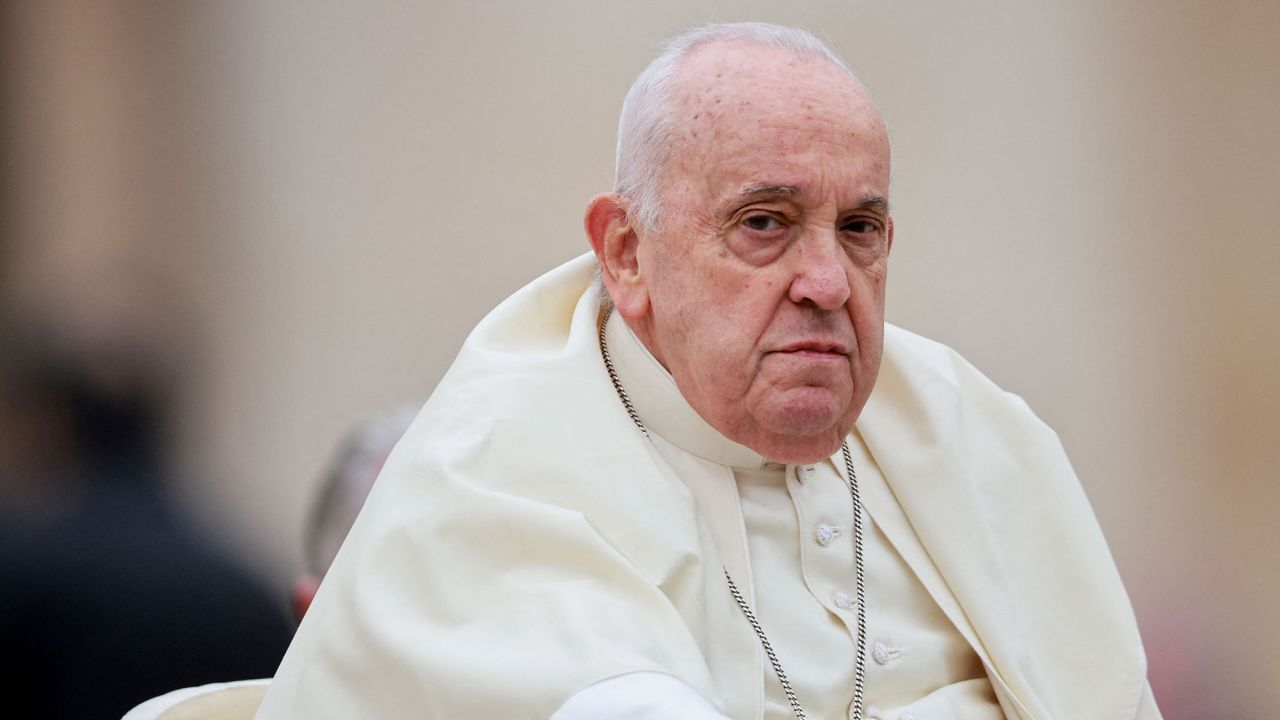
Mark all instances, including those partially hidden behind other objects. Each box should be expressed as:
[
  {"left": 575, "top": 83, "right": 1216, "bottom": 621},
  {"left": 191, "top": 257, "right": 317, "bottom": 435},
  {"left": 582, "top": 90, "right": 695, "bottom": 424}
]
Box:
[{"left": 2, "top": 1, "right": 1276, "bottom": 717}]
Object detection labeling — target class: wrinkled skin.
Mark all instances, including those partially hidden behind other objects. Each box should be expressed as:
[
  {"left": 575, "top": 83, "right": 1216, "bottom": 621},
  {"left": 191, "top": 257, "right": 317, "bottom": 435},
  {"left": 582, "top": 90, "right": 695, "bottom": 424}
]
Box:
[{"left": 588, "top": 41, "right": 893, "bottom": 464}]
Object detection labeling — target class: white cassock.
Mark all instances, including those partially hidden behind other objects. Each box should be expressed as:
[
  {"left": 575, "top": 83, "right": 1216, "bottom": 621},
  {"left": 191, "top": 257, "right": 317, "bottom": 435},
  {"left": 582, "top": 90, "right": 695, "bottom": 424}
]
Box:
[{"left": 255, "top": 254, "right": 1161, "bottom": 720}]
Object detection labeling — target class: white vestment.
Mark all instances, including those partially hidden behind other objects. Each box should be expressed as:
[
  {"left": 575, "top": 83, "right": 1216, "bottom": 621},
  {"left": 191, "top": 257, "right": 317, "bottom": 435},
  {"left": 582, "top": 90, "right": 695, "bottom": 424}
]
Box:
[
  {"left": 599, "top": 311, "right": 1003, "bottom": 720},
  {"left": 255, "top": 254, "right": 1160, "bottom": 720}
]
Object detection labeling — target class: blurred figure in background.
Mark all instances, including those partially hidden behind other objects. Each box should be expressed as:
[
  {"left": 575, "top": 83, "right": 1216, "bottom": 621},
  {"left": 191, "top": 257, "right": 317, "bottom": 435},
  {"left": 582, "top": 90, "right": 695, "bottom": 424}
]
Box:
[
  {"left": 0, "top": 318, "right": 295, "bottom": 720},
  {"left": 121, "top": 408, "right": 416, "bottom": 719},
  {"left": 292, "top": 407, "right": 416, "bottom": 620}
]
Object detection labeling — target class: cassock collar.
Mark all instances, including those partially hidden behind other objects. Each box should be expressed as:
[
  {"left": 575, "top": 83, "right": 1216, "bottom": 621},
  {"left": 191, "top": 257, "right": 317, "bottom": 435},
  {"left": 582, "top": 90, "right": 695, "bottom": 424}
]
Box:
[{"left": 604, "top": 312, "right": 769, "bottom": 471}]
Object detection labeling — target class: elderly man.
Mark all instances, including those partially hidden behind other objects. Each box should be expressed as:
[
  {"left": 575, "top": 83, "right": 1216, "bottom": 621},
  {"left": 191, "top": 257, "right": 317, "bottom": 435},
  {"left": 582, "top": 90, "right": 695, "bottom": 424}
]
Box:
[{"left": 256, "top": 23, "right": 1158, "bottom": 720}]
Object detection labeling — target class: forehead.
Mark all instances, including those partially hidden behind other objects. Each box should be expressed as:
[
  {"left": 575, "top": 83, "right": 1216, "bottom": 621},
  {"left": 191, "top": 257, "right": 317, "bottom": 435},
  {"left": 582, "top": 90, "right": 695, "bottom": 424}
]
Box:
[{"left": 666, "top": 42, "right": 889, "bottom": 202}]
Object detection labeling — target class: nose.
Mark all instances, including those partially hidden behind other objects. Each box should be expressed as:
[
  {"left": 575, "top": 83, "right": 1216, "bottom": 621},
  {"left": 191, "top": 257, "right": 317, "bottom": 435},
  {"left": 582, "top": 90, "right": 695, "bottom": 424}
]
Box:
[{"left": 787, "top": 233, "right": 851, "bottom": 310}]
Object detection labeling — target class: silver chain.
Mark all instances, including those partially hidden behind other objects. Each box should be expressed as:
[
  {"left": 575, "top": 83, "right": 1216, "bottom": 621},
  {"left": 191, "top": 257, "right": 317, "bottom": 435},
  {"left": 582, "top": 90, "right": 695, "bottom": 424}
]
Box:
[
  {"left": 844, "top": 441, "right": 868, "bottom": 718},
  {"left": 598, "top": 315, "right": 867, "bottom": 720}
]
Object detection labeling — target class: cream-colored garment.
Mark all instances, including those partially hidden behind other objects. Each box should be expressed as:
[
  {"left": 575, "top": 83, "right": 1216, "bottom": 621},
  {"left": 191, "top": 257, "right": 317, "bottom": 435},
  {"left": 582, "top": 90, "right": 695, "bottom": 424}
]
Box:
[
  {"left": 255, "top": 253, "right": 1159, "bottom": 720},
  {"left": 607, "top": 314, "right": 1002, "bottom": 720},
  {"left": 124, "top": 680, "right": 270, "bottom": 720}
]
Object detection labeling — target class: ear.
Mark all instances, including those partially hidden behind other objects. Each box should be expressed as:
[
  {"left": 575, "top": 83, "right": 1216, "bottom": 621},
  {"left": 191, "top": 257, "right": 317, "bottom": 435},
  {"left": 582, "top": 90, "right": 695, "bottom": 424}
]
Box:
[{"left": 585, "top": 193, "right": 649, "bottom": 319}]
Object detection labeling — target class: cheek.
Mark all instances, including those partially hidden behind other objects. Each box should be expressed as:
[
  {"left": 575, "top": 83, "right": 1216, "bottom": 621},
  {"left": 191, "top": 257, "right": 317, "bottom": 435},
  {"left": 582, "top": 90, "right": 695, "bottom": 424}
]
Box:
[
  {"left": 660, "top": 276, "right": 745, "bottom": 339},
  {"left": 849, "top": 269, "right": 888, "bottom": 321},
  {"left": 672, "top": 313, "right": 761, "bottom": 394}
]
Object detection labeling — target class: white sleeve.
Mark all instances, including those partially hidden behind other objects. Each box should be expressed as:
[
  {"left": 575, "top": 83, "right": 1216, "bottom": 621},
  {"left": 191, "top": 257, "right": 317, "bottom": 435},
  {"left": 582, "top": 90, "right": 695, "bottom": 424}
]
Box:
[{"left": 551, "top": 671, "right": 733, "bottom": 720}]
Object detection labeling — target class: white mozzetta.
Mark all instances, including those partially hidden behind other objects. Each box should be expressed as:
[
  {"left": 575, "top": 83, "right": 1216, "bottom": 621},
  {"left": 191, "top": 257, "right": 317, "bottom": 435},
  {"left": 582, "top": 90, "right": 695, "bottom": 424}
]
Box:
[{"left": 255, "top": 253, "right": 1158, "bottom": 720}]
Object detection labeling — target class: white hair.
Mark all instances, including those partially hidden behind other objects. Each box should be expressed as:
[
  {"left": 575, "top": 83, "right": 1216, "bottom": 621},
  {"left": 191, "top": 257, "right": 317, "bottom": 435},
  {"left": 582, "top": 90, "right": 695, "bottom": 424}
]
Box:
[{"left": 614, "top": 22, "right": 858, "bottom": 232}]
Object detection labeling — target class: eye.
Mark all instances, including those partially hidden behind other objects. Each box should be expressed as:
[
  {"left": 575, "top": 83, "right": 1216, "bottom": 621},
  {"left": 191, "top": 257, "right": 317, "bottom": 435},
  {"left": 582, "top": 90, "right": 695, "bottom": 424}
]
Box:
[
  {"left": 841, "top": 218, "right": 880, "bottom": 235},
  {"left": 725, "top": 210, "right": 792, "bottom": 266},
  {"left": 742, "top": 214, "right": 784, "bottom": 233}
]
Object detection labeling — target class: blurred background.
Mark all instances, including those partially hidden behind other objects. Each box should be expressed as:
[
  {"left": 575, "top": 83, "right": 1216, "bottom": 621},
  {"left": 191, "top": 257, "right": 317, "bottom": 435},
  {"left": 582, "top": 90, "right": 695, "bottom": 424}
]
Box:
[{"left": 0, "top": 1, "right": 1275, "bottom": 718}]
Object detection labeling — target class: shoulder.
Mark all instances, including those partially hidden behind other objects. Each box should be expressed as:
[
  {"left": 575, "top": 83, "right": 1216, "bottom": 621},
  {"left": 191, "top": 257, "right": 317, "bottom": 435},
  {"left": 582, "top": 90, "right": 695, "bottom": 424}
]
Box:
[
  {"left": 867, "top": 323, "right": 1076, "bottom": 507},
  {"left": 883, "top": 323, "right": 1020, "bottom": 397},
  {"left": 878, "top": 322, "right": 1043, "bottom": 428},
  {"left": 393, "top": 252, "right": 613, "bottom": 479},
  {"left": 345, "top": 254, "right": 700, "bottom": 569}
]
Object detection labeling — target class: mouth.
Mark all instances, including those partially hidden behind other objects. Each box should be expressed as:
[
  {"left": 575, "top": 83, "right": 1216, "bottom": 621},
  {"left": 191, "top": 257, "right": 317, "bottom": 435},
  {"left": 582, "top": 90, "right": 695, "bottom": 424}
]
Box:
[{"left": 773, "top": 340, "right": 851, "bottom": 357}]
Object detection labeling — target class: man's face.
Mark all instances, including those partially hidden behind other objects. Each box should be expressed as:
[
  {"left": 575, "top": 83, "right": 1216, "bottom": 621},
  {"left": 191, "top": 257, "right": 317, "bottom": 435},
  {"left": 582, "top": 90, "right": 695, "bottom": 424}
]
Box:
[{"left": 628, "top": 43, "right": 893, "bottom": 464}]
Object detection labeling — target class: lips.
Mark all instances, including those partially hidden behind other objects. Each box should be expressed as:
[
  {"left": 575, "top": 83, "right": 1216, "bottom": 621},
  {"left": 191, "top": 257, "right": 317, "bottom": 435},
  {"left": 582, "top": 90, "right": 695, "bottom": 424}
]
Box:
[{"left": 774, "top": 340, "right": 850, "bottom": 356}]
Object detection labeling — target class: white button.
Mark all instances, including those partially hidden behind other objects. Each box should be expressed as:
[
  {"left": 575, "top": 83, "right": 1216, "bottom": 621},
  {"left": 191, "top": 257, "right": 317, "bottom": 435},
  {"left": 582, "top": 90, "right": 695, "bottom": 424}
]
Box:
[
  {"left": 798, "top": 464, "right": 815, "bottom": 481},
  {"left": 872, "top": 642, "right": 890, "bottom": 664},
  {"left": 833, "top": 591, "right": 851, "bottom": 609},
  {"left": 815, "top": 523, "right": 838, "bottom": 546},
  {"left": 871, "top": 641, "right": 902, "bottom": 665},
  {"left": 863, "top": 706, "right": 882, "bottom": 720}
]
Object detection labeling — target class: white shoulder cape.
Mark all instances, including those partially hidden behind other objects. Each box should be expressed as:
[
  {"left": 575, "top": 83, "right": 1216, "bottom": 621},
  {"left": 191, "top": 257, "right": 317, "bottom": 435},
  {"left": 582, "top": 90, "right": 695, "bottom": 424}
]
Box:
[{"left": 256, "top": 253, "right": 1156, "bottom": 720}]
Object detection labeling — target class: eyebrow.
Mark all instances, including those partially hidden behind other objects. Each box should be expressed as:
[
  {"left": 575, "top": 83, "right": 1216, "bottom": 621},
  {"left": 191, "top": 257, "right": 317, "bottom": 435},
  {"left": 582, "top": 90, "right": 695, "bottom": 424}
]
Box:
[
  {"left": 731, "top": 183, "right": 891, "bottom": 216},
  {"left": 857, "top": 196, "right": 890, "bottom": 216},
  {"left": 733, "top": 183, "right": 802, "bottom": 201}
]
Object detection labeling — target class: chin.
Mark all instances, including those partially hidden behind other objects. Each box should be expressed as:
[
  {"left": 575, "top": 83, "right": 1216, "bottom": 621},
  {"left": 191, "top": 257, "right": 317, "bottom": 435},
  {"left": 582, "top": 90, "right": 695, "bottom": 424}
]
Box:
[
  {"left": 764, "top": 387, "right": 847, "bottom": 432},
  {"left": 744, "top": 399, "right": 854, "bottom": 464},
  {"left": 754, "top": 428, "right": 848, "bottom": 465}
]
